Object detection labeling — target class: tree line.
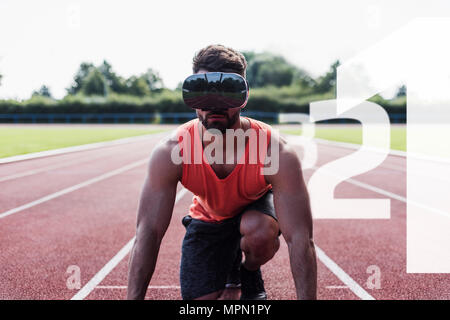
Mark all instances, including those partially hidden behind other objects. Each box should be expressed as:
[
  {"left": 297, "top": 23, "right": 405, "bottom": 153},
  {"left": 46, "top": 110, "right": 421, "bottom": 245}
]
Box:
[
  {"left": 0, "top": 51, "right": 406, "bottom": 121},
  {"left": 25, "top": 51, "right": 343, "bottom": 99}
]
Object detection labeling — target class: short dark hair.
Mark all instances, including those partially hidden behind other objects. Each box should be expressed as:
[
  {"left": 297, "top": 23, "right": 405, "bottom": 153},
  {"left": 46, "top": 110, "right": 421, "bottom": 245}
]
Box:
[{"left": 192, "top": 44, "right": 247, "bottom": 78}]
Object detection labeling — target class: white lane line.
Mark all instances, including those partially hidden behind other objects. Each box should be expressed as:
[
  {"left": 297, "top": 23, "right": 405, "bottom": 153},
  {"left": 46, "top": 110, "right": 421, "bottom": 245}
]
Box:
[
  {"left": 284, "top": 134, "right": 406, "bottom": 173},
  {"left": 71, "top": 185, "right": 370, "bottom": 300},
  {"left": 0, "top": 132, "right": 168, "bottom": 164},
  {"left": 71, "top": 237, "right": 135, "bottom": 300},
  {"left": 0, "top": 158, "right": 149, "bottom": 219},
  {"left": 313, "top": 137, "right": 407, "bottom": 158},
  {"left": 285, "top": 133, "right": 450, "bottom": 166},
  {"left": 95, "top": 285, "right": 180, "bottom": 289},
  {"left": 312, "top": 166, "right": 450, "bottom": 219},
  {"left": 0, "top": 152, "right": 113, "bottom": 183},
  {"left": 283, "top": 134, "right": 406, "bottom": 158},
  {"left": 71, "top": 187, "right": 187, "bottom": 300},
  {"left": 315, "top": 146, "right": 450, "bottom": 185},
  {"left": 315, "top": 245, "right": 375, "bottom": 300},
  {"left": 312, "top": 166, "right": 407, "bottom": 203},
  {"left": 314, "top": 137, "right": 450, "bottom": 165},
  {"left": 346, "top": 176, "right": 407, "bottom": 203},
  {"left": 287, "top": 137, "right": 449, "bottom": 218},
  {"left": 309, "top": 144, "right": 407, "bottom": 173}
]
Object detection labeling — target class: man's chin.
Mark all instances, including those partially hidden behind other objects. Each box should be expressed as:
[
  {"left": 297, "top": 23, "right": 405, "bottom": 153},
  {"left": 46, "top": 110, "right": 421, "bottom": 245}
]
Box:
[
  {"left": 205, "top": 123, "right": 227, "bottom": 134},
  {"left": 199, "top": 117, "right": 225, "bottom": 133}
]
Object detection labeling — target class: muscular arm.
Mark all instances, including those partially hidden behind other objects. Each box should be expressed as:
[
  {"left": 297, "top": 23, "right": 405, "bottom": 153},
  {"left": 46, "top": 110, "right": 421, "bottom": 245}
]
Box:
[
  {"left": 266, "top": 140, "right": 317, "bottom": 300},
  {"left": 127, "top": 140, "right": 181, "bottom": 300}
]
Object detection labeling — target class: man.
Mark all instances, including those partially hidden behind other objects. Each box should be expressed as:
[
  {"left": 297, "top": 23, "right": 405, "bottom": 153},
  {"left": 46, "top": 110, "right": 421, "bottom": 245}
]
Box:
[{"left": 127, "top": 44, "right": 317, "bottom": 300}]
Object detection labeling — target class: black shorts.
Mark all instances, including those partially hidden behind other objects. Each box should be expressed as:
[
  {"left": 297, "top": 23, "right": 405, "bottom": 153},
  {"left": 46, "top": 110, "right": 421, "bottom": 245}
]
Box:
[{"left": 179, "top": 190, "right": 276, "bottom": 300}]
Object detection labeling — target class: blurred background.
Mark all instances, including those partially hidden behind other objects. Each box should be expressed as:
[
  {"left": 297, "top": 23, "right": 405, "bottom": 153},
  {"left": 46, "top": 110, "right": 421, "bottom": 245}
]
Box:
[{"left": 0, "top": 0, "right": 449, "bottom": 156}]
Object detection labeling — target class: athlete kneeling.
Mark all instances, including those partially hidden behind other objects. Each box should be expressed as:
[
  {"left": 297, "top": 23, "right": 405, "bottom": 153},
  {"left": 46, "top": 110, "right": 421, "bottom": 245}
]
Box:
[{"left": 127, "top": 44, "right": 317, "bottom": 300}]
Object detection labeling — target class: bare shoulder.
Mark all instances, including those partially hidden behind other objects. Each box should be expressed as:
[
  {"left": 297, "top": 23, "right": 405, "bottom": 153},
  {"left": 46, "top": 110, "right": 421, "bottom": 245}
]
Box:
[
  {"left": 268, "top": 130, "right": 300, "bottom": 163},
  {"left": 148, "top": 133, "right": 182, "bottom": 183},
  {"left": 265, "top": 130, "right": 302, "bottom": 185},
  {"left": 279, "top": 135, "right": 300, "bottom": 165}
]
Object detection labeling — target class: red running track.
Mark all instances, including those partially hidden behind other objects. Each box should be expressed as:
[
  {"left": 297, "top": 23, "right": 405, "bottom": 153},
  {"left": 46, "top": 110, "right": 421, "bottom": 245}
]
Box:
[{"left": 0, "top": 129, "right": 449, "bottom": 300}]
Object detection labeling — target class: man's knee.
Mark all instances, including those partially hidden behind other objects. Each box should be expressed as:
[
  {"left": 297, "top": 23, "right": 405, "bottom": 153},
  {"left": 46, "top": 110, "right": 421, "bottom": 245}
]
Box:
[{"left": 240, "top": 210, "right": 280, "bottom": 260}]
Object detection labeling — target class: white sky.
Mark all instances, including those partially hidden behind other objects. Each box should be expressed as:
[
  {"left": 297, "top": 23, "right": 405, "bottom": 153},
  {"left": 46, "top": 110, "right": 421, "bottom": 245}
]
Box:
[{"left": 0, "top": 0, "right": 449, "bottom": 99}]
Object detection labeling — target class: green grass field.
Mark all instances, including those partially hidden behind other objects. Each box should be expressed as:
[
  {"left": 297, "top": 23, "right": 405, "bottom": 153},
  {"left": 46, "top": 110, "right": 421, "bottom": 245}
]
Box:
[
  {"left": 281, "top": 126, "right": 406, "bottom": 151},
  {"left": 0, "top": 125, "right": 406, "bottom": 159},
  {"left": 0, "top": 126, "right": 166, "bottom": 158}
]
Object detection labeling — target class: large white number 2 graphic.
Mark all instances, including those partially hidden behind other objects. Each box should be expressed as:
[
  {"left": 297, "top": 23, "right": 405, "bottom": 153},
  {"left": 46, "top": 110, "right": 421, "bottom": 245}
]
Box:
[
  {"left": 286, "top": 18, "right": 450, "bottom": 273},
  {"left": 308, "top": 100, "right": 390, "bottom": 219}
]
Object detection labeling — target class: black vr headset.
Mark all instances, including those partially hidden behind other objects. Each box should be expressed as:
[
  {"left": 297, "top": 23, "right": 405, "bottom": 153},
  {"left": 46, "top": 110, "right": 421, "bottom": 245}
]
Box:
[{"left": 182, "top": 72, "right": 249, "bottom": 111}]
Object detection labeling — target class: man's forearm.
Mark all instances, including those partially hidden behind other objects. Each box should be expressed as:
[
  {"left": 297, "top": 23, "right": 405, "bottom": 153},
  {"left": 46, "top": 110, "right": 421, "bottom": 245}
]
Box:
[
  {"left": 127, "top": 235, "right": 161, "bottom": 300},
  {"left": 288, "top": 238, "right": 317, "bottom": 300}
]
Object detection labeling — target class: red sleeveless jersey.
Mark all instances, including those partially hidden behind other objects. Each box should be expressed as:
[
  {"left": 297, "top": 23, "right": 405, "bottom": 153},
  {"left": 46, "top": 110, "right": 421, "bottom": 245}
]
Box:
[{"left": 175, "top": 117, "right": 272, "bottom": 222}]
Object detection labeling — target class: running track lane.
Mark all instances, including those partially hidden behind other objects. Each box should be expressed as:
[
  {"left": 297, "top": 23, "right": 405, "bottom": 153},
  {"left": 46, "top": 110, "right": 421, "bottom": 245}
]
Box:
[
  {"left": 0, "top": 132, "right": 169, "bottom": 213},
  {"left": 0, "top": 130, "right": 360, "bottom": 300},
  {"left": 0, "top": 132, "right": 449, "bottom": 299},
  {"left": 0, "top": 132, "right": 170, "bottom": 299}
]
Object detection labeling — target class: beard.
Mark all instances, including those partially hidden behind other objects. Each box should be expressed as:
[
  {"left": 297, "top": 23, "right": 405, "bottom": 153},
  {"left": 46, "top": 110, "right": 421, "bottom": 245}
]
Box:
[{"left": 199, "top": 110, "right": 240, "bottom": 134}]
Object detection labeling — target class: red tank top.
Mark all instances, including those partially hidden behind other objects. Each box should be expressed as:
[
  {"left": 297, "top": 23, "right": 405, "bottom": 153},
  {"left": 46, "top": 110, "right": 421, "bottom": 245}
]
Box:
[{"left": 176, "top": 117, "right": 272, "bottom": 222}]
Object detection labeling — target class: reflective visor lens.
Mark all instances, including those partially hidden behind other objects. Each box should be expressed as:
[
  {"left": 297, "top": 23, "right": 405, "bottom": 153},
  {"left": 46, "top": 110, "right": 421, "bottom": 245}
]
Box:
[{"left": 182, "top": 72, "right": 248, "bottom": 110}]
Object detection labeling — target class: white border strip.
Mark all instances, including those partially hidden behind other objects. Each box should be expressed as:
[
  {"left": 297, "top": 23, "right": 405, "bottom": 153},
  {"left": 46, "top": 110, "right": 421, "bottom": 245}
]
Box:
[
  {"left": 315, "top": 245, "right": 375, "bottom": 300},
  {"left": 0, "top": 131, "right": 167, "bottom": 164},
  {"left": 70, "top": 188, "right": 188, "bottom": 300}
]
